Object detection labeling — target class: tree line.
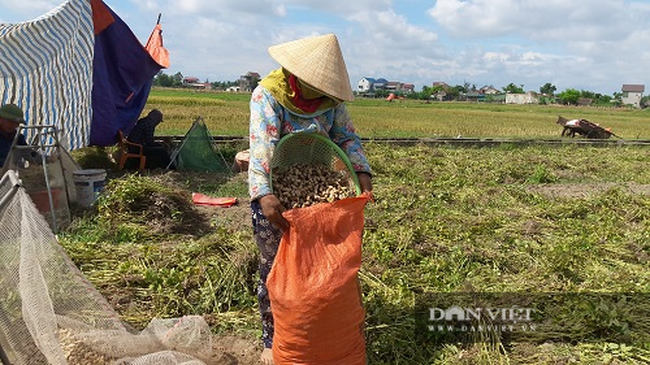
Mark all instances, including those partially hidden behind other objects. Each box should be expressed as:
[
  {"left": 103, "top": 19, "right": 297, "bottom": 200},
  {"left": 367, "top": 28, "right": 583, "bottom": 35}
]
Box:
[
  {"left": 153, "top": 71, "right": 647, "bottom": 108},
  {"left": 152, "top": 71, "right": 238, "bottom": 90},
  {"left": 386, "top": 81, "right": 640, "bottom": 107}
]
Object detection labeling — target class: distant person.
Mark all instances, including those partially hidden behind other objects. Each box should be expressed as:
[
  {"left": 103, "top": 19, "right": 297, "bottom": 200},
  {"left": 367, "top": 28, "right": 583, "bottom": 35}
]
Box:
[
  {"left": 127, "top": 109, "right": 172, "bottom": 169},
  {"left": 0, "top": 103, "right": 36, "bottom": 168},
  {"left": 565, "top": 119, "right": 580, "bottom": 127}
]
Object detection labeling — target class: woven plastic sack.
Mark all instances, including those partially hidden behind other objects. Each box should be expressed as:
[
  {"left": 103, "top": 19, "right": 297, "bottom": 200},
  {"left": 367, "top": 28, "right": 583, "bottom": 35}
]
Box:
[
  {"left": 267, "top": 194, "right": 370, "bottom": 364},
  {"left": 270, "top": 133, "right": 361, "bottom": 195}
]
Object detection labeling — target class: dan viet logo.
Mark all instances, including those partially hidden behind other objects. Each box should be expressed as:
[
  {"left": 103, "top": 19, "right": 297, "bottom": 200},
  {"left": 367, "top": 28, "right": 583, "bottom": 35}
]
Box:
[{"left": 428, "top": 305, "right": 537, "bottom": 333}]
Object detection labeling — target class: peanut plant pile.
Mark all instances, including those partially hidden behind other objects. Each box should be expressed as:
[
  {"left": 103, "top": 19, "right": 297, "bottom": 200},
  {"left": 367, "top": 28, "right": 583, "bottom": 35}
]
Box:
[{"left": 272, "top": 164, "right": 354, "bottom": 209}]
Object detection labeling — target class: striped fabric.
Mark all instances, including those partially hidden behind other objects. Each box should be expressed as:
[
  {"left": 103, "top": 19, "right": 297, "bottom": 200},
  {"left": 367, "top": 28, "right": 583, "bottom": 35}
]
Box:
[{"left": 0, "top": 0, "right": 94, "bottom": 150}]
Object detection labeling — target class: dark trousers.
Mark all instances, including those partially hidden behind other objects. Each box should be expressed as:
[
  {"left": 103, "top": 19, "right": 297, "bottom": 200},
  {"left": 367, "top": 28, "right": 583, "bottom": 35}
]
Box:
[
  {"left": 143, "top": 146, "right": 172, "bottom": 169},
  {"left": 251, "top": 200, "right": 283, "bottom": 349},
  {"left": 127, "top": 145, "right": 172, "bottom": 170}
]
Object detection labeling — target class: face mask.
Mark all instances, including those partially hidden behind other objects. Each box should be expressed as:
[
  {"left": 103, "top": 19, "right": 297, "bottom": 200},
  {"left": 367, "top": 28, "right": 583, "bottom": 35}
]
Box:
[{"left": 297, "top": 79, "right": 326, "bottom": 100}]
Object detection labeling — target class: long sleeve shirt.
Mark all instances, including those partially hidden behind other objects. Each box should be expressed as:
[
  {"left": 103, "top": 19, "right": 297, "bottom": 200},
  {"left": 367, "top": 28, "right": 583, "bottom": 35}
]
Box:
[
  {"left": 127, "top": 117, "right": 159, "bottom": 147},
  {"left": 0, "top": 131, "right": 28, "bottom": 168},
  {"left": 248, "top": 85, "right": 371, "bottom": 201}
]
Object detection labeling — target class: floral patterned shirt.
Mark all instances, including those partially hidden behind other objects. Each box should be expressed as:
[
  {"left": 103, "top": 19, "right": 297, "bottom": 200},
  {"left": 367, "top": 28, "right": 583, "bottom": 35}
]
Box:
[{"left": 248, "top": 85, "right": 371, "bottom": 200}]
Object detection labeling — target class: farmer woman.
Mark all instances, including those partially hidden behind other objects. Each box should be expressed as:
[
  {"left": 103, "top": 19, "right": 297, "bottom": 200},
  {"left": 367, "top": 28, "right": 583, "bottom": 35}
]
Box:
[
  {"left": 0, "top": 103, "right": 38, "bottom": 168},
  {"left": 127, "top": 109, "right": 172, "bottom": 169},
  {"left": 248, "top": 33, "right": 373, "bottom": 364}
]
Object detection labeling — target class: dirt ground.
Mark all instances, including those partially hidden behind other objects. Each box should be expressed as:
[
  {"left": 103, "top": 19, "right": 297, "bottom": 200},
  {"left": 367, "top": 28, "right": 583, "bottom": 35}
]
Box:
[
  {"left": 194, "top": 196, "right": 252, "bottom": 232},
  {"left": 207, "top": 335, "right": 260, "bottom": 365},
  {"left": 170, "top": 188, "right": 262, "bottom": 365},
  {"left": 186, "top": 176, "right": 259, "bottom": 364},
  {"left": 152, "top": 170, "right": 253, "bottom": 232},
  {"left": 527, "top": 182, "right": 650, "bottom": 198},
  {"left": 115, "top": 170, "right": 262, "bottom": 364}
]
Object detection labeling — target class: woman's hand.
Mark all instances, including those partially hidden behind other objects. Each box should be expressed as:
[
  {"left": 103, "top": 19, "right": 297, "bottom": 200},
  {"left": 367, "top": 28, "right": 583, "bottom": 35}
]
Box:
[
  {"left": 259, "top": 194, "right": 290, "bottom": 231},
  {"left": 357, "top": 172, "right": 373, "bottom": 199}
]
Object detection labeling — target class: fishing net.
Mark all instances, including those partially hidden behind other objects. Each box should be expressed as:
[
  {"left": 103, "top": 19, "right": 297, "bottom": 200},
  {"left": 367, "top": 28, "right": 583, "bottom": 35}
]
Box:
[
  {"left": 270, "top": 133, "right": 361, "bottom": 195},
  {"left": 0, "top": 170, "right": 213, "bottom": 365}
]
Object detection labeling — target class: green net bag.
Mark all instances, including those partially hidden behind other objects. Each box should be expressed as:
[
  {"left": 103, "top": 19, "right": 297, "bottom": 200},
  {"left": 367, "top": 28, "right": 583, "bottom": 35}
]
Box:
[
  {"left": 174, "top": 118, "right": 231, "bottom": 173},
  {"left": 270, "top": 133, "right": 361, "bottom": 209}
]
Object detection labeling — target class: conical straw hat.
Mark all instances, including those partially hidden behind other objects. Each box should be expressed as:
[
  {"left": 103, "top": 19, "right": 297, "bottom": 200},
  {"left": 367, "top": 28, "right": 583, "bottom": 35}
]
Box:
[
  {"left": 268, "top": 34, "right": 354, "bottom": 101},
  {"left": 0, "top": 104, "right": 25, "bottom": 124}
]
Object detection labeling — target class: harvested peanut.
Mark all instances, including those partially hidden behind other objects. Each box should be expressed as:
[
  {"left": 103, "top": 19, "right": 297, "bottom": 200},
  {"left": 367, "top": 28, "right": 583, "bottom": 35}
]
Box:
[
  {"left": 273, "top": 164, "right": 355, "bottom": 210},
  {"left": 59, "top": 328, "right": 114, "bottom": 365}
]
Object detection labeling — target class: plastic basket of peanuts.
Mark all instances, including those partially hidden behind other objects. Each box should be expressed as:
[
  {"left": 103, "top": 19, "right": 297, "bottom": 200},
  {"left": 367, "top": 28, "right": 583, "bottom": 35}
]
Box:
[{"left": 270, "top": 133, "right": 361, "bottom": 210}]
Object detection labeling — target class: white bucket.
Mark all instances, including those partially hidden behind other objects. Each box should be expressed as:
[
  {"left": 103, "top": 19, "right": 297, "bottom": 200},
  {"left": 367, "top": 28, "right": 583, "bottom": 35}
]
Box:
[{"left": 73, "top": 169, "right": 107, "bottom": 207}]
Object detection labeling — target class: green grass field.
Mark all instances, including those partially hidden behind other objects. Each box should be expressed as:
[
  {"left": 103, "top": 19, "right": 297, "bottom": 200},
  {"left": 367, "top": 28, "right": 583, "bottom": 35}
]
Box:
[
  {"left": 56, "top": 89, "right": 650, "bottom": 364},
  {"left": 146, "top": 88, "right": 650, "bottom": 139}
]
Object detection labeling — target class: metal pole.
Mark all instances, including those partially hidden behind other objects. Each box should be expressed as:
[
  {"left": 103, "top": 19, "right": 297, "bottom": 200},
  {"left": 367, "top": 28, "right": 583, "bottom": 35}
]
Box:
[
  {"left": 38, "top": 127, "right": 57, "bottom": 232},
  {"left": 14, "top": 125, "right": 66, "bottom": 231},
  {"left": 0, "top": 344, "right": 11, "bottom": 365}
]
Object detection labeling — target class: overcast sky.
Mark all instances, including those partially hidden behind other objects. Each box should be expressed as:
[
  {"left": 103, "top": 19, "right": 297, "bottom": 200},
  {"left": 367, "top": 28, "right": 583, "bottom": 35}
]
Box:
[{"left": 2, "top": 0, "right": 650, "bottom": 95}]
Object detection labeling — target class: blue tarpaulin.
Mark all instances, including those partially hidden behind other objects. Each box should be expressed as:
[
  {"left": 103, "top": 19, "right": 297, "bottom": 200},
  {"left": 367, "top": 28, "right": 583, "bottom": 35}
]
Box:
[
  {"left": 90, "top": 1, "right": 166, "bottom": 146},
  {"left": 0, "top": 0, "right": 168, "bottom": 149}
]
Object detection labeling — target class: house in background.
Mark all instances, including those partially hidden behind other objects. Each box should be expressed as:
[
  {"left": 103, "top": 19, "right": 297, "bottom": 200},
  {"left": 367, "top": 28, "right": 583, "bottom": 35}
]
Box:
[
  {"left": 357, "top": 77, "right": 376, "bottom": 93},
  {"left": 479, "top": 85, "right": 501, "bottom": 95},
  {"left": 239, "top": 72, "right": 260, "bottom": 92},
  {"left": 357, "top": 77, "right": 412, "bottom": 96},
  {"left": 373, "top": 78, "right": 388, "bottom": 90},
  {"left": 462, "top": 84, "right": 506, "bottom": 103},
  {"left": 621, "top": 84, "right": 645, "bottom": 108},
  {"left": 464, "top": 92, "right": 485, "bottom": 102},
  {"left": 506, "top": 91, "right": 539, "bottom": 104},
  {"left": 431, "top": 82, "right": 450, "bottom": 101},
  {"left": 385, "top": 81, "right": 401, "bottom": 92},
  {"left": 182, "top": 76, "right": 210, "bottom": 89},
  {"left": 577, "top": 98, "right": 593, "bottom": 106},
  {"left": 183, "top": 76, "right": 200, "bottom": 84}
]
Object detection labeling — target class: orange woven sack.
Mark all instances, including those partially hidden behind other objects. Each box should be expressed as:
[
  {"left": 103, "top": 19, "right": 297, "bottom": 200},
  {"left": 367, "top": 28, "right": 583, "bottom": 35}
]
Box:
[{"left": 267, "top": 195, "right": 369, "bottom": 365}]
